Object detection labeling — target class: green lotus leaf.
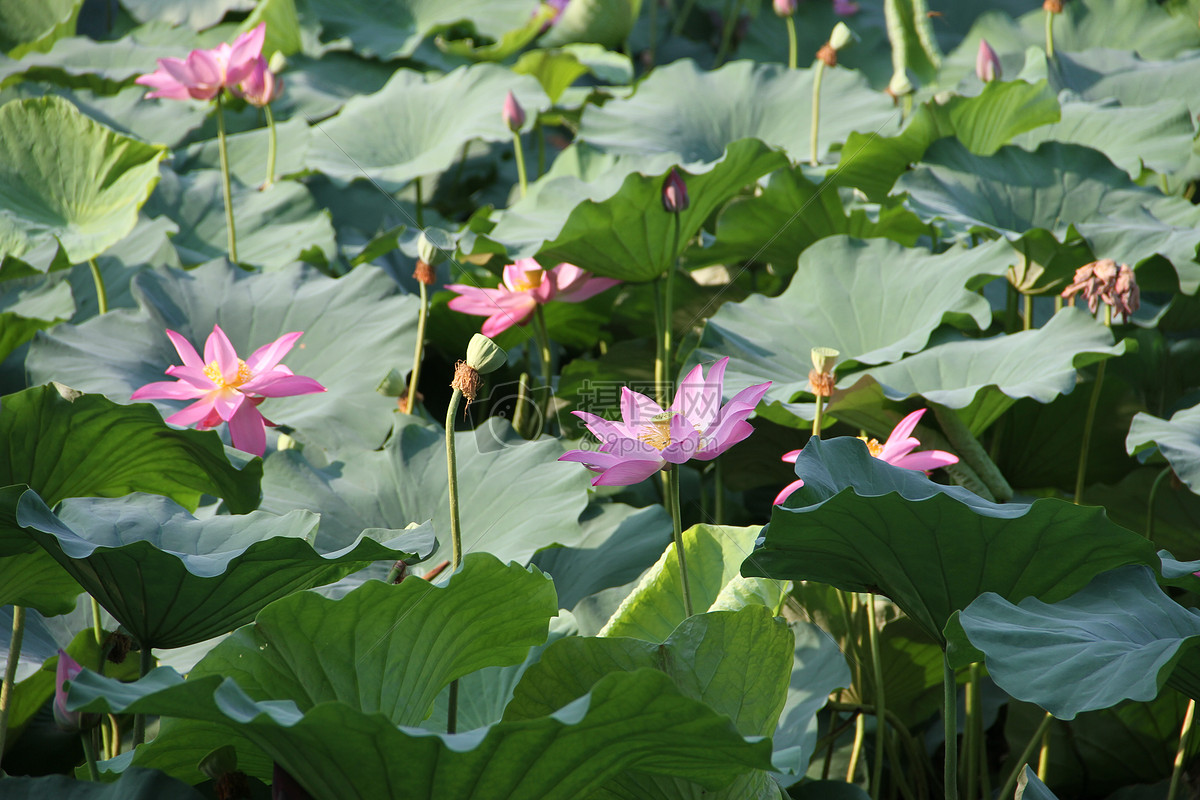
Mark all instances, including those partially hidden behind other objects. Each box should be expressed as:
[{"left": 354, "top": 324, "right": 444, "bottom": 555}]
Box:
[
  {"left": 0, "top": 766, "right": 203, "bottom": 799},
  {"left": 0, "top": 383, "right": 262, "bottom": 541},
  {"left": 576, "top": 59, "right": 896, "bottom": 165},
  {"left": 306, "top": 63, "right": 550, "bottom": 192},
  {"left": 261, "top": 417, "right": 591, "bottom": 561},
  {"left": 26, "top": 260, "right": 419, "bottom": 455},
  {"left": 119, "top": 0, "right": 252, "bottom": 29},
  {"left": 958, "top": 566, "right": 1200, "bottom": 719},
  {"left": 293, "top": 0, "right": 541, "bottom": 60},
  {"left": 1022, "top": 46, "right": 1200, "bottom": 119},
  {"left": 1016, "top": 767, "right": 1060, "bottom": 800},
  {"left": 74, "top": 665, "right": 772, "bottom": 799},
  {"left": 175, "top": 118, "right": 310, "bottom": 185},
  {"left": 0, "top": 549, "right": 81, "bottom": 615},
  {"left": 600, "top": 525, "right": 784, "bottom": 644},
  {"left": 0, "top": 0, "right": 81, "bottom": 59},
  {"left": 143, "top": 170, "right": 335, "bottom": 269},
  {"left": 695, "top": 236, "right": 1013, "bottom": 428},
  {"left": 895, "top": 139, "right": 1200, "bottom": 292},
  {"left": 834, "top": 79, "right": 1061, "bottom": 200},
  {"left": 1127, "top": 403, "right": 1200, "bottom": 494},
  {"left": 538, "top": 0, "right": 635, "bottom": 49},
  {"left": 743, "top": 437, "right": 1160, "bottom": 644},
  {"left": 484, "top": 138, "right": 785, "bottom": 281},
  {"left": 436, "top": 5, "right": 554, "bottom": 62},
  {"left": 836, "top": 306, "right": 1128, "bottom": 435},
  {"left": 0, "top": 96, "right": 166, "bottom": 272},
  {"left": 507, "top": 606, "right": 793, "bottom": 799},
  {"left": 13, "top": 489, "right": 434, "bottom": 648},
  {"left": 0, "top": 275, "right": 72, "bottom": 363},
  {"left": 513, "top": 44, "right": 632, "bottom": 104}
]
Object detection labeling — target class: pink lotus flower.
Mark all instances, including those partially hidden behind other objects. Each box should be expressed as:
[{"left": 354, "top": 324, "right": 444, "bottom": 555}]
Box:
[
  {"left": 136, "top": 23, "right": 265, "bottom": 101},
  {"left": 234, "top": 55, "right": 282, "bottom": 107},
  {"left": 131, "top": 324, "right": 325, "bottom": 457},
  {"left": 833, "top": 0, "right": 860, "bottom": 15},
  {"left": 446, "top": 259, "right": 619, "bottom": 338},
  {"left": 775, "top": 409, "right": 958, "bottom": 505},
  {"left": 560, "top": 357, "right": 771, "bottom": 486},
  {"left": 502, "top": 90, "right": 526, "bottom": 132},
  {"left": 53, "top": 650, "right": 98, "bottom": 732}
]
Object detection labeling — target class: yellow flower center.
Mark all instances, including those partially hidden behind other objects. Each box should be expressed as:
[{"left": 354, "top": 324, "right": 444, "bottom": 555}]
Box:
[
  {"left": 859, "top": 436, "right": 884, "bottom": 458},
  {"left": 638, "top": 412, "right": 674, "bottom": 451},
  {"left": 511, "top": 269, "right": 545, "bottom": 292},
  {"left": 203, "top": 359, "right": 253, "bottom": 389}
]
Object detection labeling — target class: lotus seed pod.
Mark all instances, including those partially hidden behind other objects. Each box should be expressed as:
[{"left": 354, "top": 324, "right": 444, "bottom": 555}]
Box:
[
  {"left": 811, "top": 347, "right": 839, "bottom": 373},
  {"left": 465, "top": 333, "right": 507, "bottom": 374},
  {"left": 829, "top": 21, "right": 856, "bottom": 51}
]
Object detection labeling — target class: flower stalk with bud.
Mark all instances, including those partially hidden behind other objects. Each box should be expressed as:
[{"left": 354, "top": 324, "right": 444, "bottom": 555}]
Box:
[
  {"left": 976, "top": 38, "right": 1001, "bottom": 82},
  {"left": 234, "top": 53, "right": 284, "bottom": 189},
  {"left": 811, "top": 23, "right": 855, "bottom": 166},
  {"left": 774, "top": 0, "right": 799, "bottom": 69},
  {"left": 809, "top": 346, "right": 838, "bottom": 436},
  {"left": 406, "top": 232, "right": 444, "bottom": 415},
  {"left": 503, "top": 91, "right": 529, "bottom": 197},
  {"left": 1044, "top": 0, "right": 1062, "bottom": 58},
  {"left": 658, "top": 168, "right": 689, "bottom": 408}
]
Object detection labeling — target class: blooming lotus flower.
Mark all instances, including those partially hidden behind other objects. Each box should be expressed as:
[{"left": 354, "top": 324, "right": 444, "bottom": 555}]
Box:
[
  {"left": 136, "top": 23, "right": 265, "bottom": 101},
  {"left": 234, "top": 55, "right": 282, "bottom": 107},
  {"left": 446, "top": 259, "right": 619, "bottom": 338},
  {"left": 560, "top": 357, "right": 771, "bottom": 486},
  {"left": 774, "top": 409, "right": 957, "bottom": 504},
  {"left": 131, "top": 324, "right": 326, "bottom": 457}
]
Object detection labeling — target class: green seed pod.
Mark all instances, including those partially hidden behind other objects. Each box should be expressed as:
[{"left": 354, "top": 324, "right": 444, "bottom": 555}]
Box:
[{"left": 465, "top": 334, "right": 507, "bottom": 374}]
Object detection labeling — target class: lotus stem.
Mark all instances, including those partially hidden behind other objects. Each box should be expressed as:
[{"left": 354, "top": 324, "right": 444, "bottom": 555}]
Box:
[
  {"left": 969, "top": 663, "right": 988, "bottom": 800},
  {"left": 714, "top": 0, "right": 741, "bottom": 67},
  {"left": 263, "top": 104, "right": 277, "bottom": 190},
  {"left": 405, "top": 281, "right": 429, "bottom": 415},
  {"left": 1073, "top": 309, "right": 1111, "bottom": 504},
  {"left": 1168, "top": 698, "right": 1197, "bottom": 800},
  {"left": 131, "top": 644, "right": 152, "bottom": 748},
  {"left": 663, "top": 212, "right": 681, "bottom": 390},
  {"left": 822, "top": 693, "right": 845, "bottom": 779},
  {"left": 215, "top": 94, "right": 238, "bottom": 263},
  {"left": 1045, "top": 8, "right": 1055, "bottom": 59},
  {"left": 943, "top": 653, "right": 959, "bottom": 800},
  {"left": 998, "top": 711, "right": 1053, "bottom": 800},
  {"left": 713, "top": 458, "right": 725, "bottom": 524},
  {"left": 866, "top": 595, "right": 887, "bottom": 800},
  {"left": 445, "top": 388, "right": 464, "bottom": 570},
  {"left": 414, "top": 177, "right": 424, "bottom": 228},
  {"left": 847, "top": 710, "right": 866, "bottom": 783},
  {"left": 87, "top": 259, "right": 108, "bottom": 315},
  {"left": 81, "top": 729, "right": 101, "bottom": 781},
  {"left": 813, "top": 396, "right": 826, "bottom": 437},
  {"left": 811, "top": 60, "right": 826, "bottom": 166},
  {"left": 654, "top": 278, "right": 667, "bottom": 408},
  {"left": 785, "top": 16, "right": 798, "bottom": 70},
  {"left": 667, "top": 468, "right": 694, "bottom": 617},
  {"left": 533, "top": 307, "right": 554, "bottom": 436},
  {"left": 1147, "top": 466, "right": 1172, "bottom": 539},
  {"left": 511, "top": 131, "right": 528, "bottom": 198},
  {"left": 1022, "top": 293, "right": 1033, "bottom": 330},
  {"left": 512, "top": 372, "right": 530, "bottom": 436},
  {"left": 1036, "top": 723, "right": 1051, "bottom": 779},
  {"left": 672, "top": 0, "right": 698, "bottom": 37},
  {"left": 447, "top": 679, "right": 459, "bottom": 734},
  {"left": 930, "top": 404, "right": 1012, "bottom": 502},
  {"left": 0, "top": 605, "right": 26, "bottom": 761}
]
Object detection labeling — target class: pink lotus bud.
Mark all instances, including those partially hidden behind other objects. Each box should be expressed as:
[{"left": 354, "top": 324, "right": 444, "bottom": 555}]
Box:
[
  {"left": 774, "top": 0, "right": 797, "bottom": 16},
  {"left": 662, "top": 168, "right": 689, "bottom": 213},
  {"left": 976, "top": 39, "right": 1001, "bottom": 82},
  {"left": 503, "top": 91, "right": 526, "bottom": 132},
  {"left": 53, "top": 650, "right": 99, "bottom": 733},
  {"left": 236, "top": 56, "right": 282, "bottom": 107}
]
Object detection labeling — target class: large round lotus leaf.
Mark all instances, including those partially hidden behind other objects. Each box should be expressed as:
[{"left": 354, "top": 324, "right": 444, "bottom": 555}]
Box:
[
  {"left": 0, "top": 766, "right": 203, "bottom": 799},
  {"left": 0, "top": 275, "right": 72, "bottom": 363},
  {"left": 539, "top": 0, "right": 634, "bottom": 49},
  {"left": 577, "top": 59, "right": 897, "bottom": 165},
  {"left": 73, "top": 665, "right": 772, "bottom": 799},
  {"left": 506, "top": 607, "right": 793, "bottom": 800},
  {"left": 0, "top": 0, "right": 80, "bottom": 59},
  {"left": 293, "top": 0, "right": 541, "bottom": 60},
  {"left": 1127, "top": 403, "right": 1200, "bottom": 495},
  {"left": 836, "top": 307, "right": 1128, "bottom": 435},
  {"left": 833, "top": 79, "right": 1061, "bottom": 201},
  {"left": 895, "top": 139, "right": 1200, "bottom": 292},
  {"left": 743, "top": 437, "right": 1160, "bottom": 645},
  {"left": 958, "top": 566, "right": 1200, "bottom": 719},
  {"left": 0, "top": 383, "right": 262, "bottom": 539},
  {"left": 1025, "top": 47, "right": 1200, "bottom": 119},
  {"left": 485, "top": 138, "right": 786, "bottom": 281},
  {"left": 119, "top": 0, "right": 252, "bottom": 29},
  {"left": 694, "top": 235, "right": 1012, "bottom": 427},
  {"left": 261, "top": 417, "right": 591, "bottom": 563},
  {"left": 26, "top": 260, "right": 419, "bottom": 455},
  {"left": 0, "top": 96, "right": 166, "bottom": 272},
  {"left": 306, "top": 64, "right": 550, "bottom": 193},
  {"left": 599, "top": 525, "right": 785, "bottom": 644},
  {"left": 143, "top": 170, "right": 335, "bottom": 269},
  {"left": 13, "top": 490, "right": 434, "bottom": 648}
]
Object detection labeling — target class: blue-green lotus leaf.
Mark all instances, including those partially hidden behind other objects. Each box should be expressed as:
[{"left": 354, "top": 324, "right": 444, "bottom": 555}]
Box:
[
  {"left": 13, "top": 489, "right": 434, "bottom": 648},
  {"left": 695, "top": 236, "right": 1013, "bottom": 428},
  {"left": 0, "top": 766, "right": 203, "bottom": 799},
  {"left": 0, "top": 548, "right": 81, "bottom": 615},
  {"left": 743, "top": 437, "right": 1160, "bottom": 644},
  {"left": 1022, "top": 46, "right": 1200, "bottom": 119},
  {"left": 119, "top": 0, "right": 252, "bottom": 29},
  {"left": 306, "top": 63, "right": 550, "bottom": 193},
  {"left": 27, "top": 260, "right": 419, "bottom": 455},
  {"left": 0, "top": 274, "right": 72, "bottom": 362},
  {"left": 0, "top": 96, "right": 166, "bottom": 272},
  {"left": 836, "top": 306, "right": 1128, "bottom": 434},
  {"left": 577, "top": 59, "right": 896, "bottom": 165},
  {"left": 958, "top": 566, "right": 1200, "bottom": 719},
  {"left": 1127, "top": 403, "right": 1200, "bottom": 495}
]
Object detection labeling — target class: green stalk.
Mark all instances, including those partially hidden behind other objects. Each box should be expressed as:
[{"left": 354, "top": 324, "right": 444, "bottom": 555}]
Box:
[
  {"left": 1022, "top": 293, "right": 1033, "bottom": 330},
  {"left": 968, "top": 663, "right": 987, "bottom": 800},
  {"left": 0, "top": 606, "right": 26, "bottom": 761},
  {"left": 1168, "top": 698, "right": 1197, "bottom": 800},
  {"left": 713, "top": 458, "right": 725, "bottom": 524},
  {"left": 813, "top": 396, "right": 826, "bottom": 437},
  {"left": 262, "top": 104, "right": 277, "bottom": 190},
  {"left": 511, "top": 131, "right": 528, "bottom": 198},
  {"left": 866, "top": 596, "right": 887, "bottom": 800},
  {"left": 1146, "top": 466, "right": 1172, "bottom": 539},
  {"left": 1005, "top": 283, "right": 1019, "bottom": 333},
  {"left": 785, "top": 16, "right": 798, "bottom": 70},
  {"left": 405, "top": 281, "right": 429, "bottom": 415},
  {"left": 81, "top": 729, "right": 101, "bottom": 781},
  {"left": 943, "top": 653, "right": 959, "bottom": 800},
  {"left": 1036, "top": 724, "right": 1051, "bottom": 779},
  {"left": 667, "top": 468, "right": 694, "bottom": 617},
  {"left": 91, "top": 597, "right": 104, "bottom": 649},
  {"left": 447, "top": 680, "right": 459, "bottom": 734},
  {"left": 415, "top": 177, "right": 424, "bottom": 228},
  {"left": 88, "top": 259, "right": 108, "bottom": 315},
  {"left": 446, "top": 388, "right": 464, "bottom": 570},
  {"left": 131, "top": 644, "right": 152, "bottom": 748},
  {"left": 533, "top": 306, "right": 554, "bottom": 436},
  {"left": 663, "top": 212, "right": 680, "bottom": 389},
  {"left": 1044, "top": 8, "right": 1055, "bottom": 59},
  {"left": 713, "top": 0, "right": 741, "bottom": 67},
  {"left": 671, "top": 0, "right": 698, "bottom": 37},
  {"left": 811, "top": 60, "right": 827, "bottom": 166},
  {"left": 847, "top": 711, "right": 866, "bottom": 783},
  {"left": 214, "top": 94, "right": 238, "bottom": 263},
  {"left": 512, "top": 372, "right": 530, "bottom": 437},
  {"left": 653, "top": 279, "right": 667, "bottom": 408},
  {"left": 1074, "top": 359, "right": 1109, "bottom": 504},
  {"left": 998, "top": 712, "right": 1054, "bottom": 800}
]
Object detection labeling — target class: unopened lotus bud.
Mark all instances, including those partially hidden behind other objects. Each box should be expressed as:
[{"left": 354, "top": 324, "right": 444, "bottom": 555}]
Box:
[
  {"left": 828, "top": 21, "right": 856, "bottom": 51},
  {"left": 53, "top": 650, "right": 99, "bottom": 733},
  {"left": 1043, "top": 0, "right": 1062, "bottom": 12},
  {"left": 662, "top": 168, "right": 689, "bottom": 213},
  {"left": 773, "top": 0, "right": 797, "bottom": 16},
  {"left": 976, "top": 38, "right": 1001, "bottom": 82},
  {"left": 465, "top": 334, "right": 507, "bottom": 374},
  {"left": 503, "top": 90, "right": 526, "bottom": 132}
]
